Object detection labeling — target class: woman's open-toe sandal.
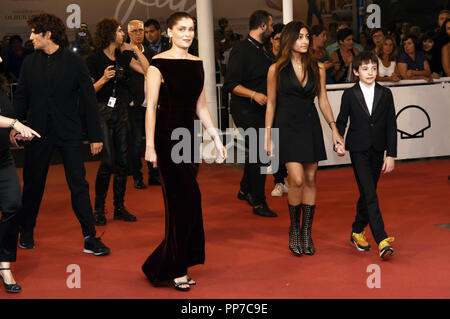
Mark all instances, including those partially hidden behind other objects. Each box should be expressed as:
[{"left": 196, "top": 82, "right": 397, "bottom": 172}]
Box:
[
  {"left": 172, "top": 280, "right": 190, "bottom": 291},
  {"left": 187, "top": 277, "right": 196, "bottom": 285}
]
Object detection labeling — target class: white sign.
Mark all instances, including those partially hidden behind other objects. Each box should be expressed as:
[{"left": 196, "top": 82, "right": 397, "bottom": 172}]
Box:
[{"left": 318, "top": 78, "right": 450, "bottom": 166}]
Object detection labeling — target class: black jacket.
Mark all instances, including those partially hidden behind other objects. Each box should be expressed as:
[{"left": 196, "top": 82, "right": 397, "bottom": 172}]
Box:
[
  {"left": 13, "top": 48, "right": 102, "bottom": 142},
  {"left": 144, "top": 36, "right": 171, "bottom": 54},
  {"left": 336, "top": 82, "right": 397, "bottom": 157}
]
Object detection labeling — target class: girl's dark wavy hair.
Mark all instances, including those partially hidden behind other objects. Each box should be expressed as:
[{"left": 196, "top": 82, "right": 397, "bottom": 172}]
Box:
[
  {"left": 95, "top": 18, "right": 121, "bottom": 50},
  {"left": 27, "top": 13, "right": 68, "bottom": 47},
  {"left": 275, "top": 21, "right": 321, "bottom": 96}
]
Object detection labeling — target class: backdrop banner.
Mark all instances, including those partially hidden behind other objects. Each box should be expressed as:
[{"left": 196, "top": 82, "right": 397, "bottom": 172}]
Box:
[{"left": 319, "top": 78, "right": 450, "bottom": 166}]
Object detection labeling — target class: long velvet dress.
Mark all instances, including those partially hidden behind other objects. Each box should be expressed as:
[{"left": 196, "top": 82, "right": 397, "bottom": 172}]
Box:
[{"left": 142, "top": 58, "right": 205, "bottom": 285}]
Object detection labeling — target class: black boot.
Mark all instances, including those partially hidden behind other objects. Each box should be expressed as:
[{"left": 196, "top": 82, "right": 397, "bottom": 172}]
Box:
[
  {"left": 301, "top": 204, "right": 316, "bottom": 255},
  {"left": 94, "top": 198, "right": 107, "bottom": 226},
  {"left": 114, "top": 206, "right": 137, "bottom": 222},
  {"left": 288, "top": 203, "right": 303, "bottom": 256}
]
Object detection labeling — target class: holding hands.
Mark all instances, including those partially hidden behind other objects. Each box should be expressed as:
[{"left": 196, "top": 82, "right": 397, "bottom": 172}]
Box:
[{"left": 381, "top": 156, "right": 395, "bottom": 174}]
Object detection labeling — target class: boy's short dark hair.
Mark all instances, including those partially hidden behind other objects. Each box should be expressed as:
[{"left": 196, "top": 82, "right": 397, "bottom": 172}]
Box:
[
  {"left": 352, "top": 51, "right": 379, "bottom": 71},
  {"left": 144, "top": 19, "right": 160, "bottom": 30},
  {"left": 249, "top": 10, "right": 272, "bottom": 31}
]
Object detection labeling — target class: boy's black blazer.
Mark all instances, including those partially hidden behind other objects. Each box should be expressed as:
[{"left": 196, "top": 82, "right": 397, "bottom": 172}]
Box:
[{"left": 336, "top": 82, "right": 397, "bottom": 157}]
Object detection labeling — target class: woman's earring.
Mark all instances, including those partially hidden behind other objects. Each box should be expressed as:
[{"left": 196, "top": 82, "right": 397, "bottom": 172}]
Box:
[{"left": 169, "top": 36, "right": 172, "bottom": 44}]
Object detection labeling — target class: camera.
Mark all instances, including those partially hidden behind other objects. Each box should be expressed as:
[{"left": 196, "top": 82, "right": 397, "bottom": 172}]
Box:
[{"left": 112, "top": 65, "right": 126, "bottom": 80}]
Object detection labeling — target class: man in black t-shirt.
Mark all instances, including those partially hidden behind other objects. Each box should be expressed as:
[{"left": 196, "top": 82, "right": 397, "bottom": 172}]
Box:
[
  {"left": 223, "top": 10, "right": 277, "bottom": 218},
  {"left": 87, "top": 18, "right": 149, "bottom": 226}
]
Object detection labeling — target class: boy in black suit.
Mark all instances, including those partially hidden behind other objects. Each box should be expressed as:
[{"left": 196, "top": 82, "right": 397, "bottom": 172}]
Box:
[{"left": 336, "top": 51, "right": 397, "bottom": 259}]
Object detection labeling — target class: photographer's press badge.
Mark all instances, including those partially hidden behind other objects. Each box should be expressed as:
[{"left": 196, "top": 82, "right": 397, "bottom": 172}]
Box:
[{"left": 107, "top": 97, "right": 116, "bottom": 108}]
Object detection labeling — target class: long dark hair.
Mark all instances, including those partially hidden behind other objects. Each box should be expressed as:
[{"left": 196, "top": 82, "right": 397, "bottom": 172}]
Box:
[{"left": 275, "top": 21, "right": 321, "bottom": 96}]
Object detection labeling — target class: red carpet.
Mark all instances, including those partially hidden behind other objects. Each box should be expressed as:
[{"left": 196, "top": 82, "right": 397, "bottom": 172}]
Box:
[{"left": 3, "top": 159, "right": 450, "bottom": 299}]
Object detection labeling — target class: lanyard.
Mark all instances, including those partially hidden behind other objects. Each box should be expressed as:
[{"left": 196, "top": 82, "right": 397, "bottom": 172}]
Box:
[{"left": 247, "top": 36, "right": 272, "bottom": 61}]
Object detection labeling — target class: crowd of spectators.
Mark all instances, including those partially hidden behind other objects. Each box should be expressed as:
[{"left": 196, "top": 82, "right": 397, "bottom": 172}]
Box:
[{"left": 1, "top": 9, "right": 449, "bottom": 91}]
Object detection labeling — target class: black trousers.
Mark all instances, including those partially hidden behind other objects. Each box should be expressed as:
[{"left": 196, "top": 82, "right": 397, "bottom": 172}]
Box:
[
  {"left": 127, "top": 105, "right": 158, "bottom": 182},
  {"left": 350, "top": 148, "right": 388, "bottom": 244},
  {"left": 230, "top": 98, "right": 267, "bottom": 205},
  {"left": 0, "top": 152, "right": 21, "bottom": 262},
  {"left": 20, "top": 129, "right": 96, "bottom": 238},
  {"left": 273, "top": 164, "right": 288, "bottom": 185},
  {"left": 95, "top": 105, "right": 129, "bottom": 209}
]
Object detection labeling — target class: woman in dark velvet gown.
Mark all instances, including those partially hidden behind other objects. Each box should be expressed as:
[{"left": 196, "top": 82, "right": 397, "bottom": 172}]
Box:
[
  {"left": 265, "top": 21, "right": 344, "bottom": 257},
  {"left": 142, "top": 12, "right": 226, "bottom": 291}
]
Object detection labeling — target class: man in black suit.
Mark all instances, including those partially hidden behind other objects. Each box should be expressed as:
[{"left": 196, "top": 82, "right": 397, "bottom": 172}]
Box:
[
  {"left": 126, "top": 20, "right": 160, "bottom": 188},
  {"left": 11, "top": 13, "right": 110, "bottom": 255},
  {"left": 336, "top": 51, "right": 397, "bottom": 260},
  {"left": 143, "top": 19, "right": 171, "bottom": 55}
]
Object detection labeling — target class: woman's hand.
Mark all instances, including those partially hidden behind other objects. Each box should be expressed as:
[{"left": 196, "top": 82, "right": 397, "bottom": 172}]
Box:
[
  {"left": 332, "top": 130, "right": 345, "bottom": 156},
  {"left": 102, "top": 65, "right": 115, "bottom": 82},
  {"left": 264, "top": 128, "right": 273, "bottom": 156},
  {"left": 145, "top": 146, "right": 158, "bottom": 168},
  {"left": 12, "top": 121, "right": 41, "bottom": 141},
  {"left": 213, "top": 138, "right": 227, "bottom": 163}
]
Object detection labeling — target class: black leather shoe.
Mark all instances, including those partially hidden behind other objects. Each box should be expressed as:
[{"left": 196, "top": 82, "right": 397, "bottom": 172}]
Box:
[
  {"left": 134, "top": 179, "right": 146, "bottom": 189},
  {"left": 19, "top": 231, "right": 35, "bottom": 249},
  {"left": 148, "top": 176, "right": 161, "bottom": 185},
  {"left": 237, "top": 190, "right": 255, "bottom": 206},
  {"left": 114, "top": 207, "right": 137, "bottom": 222},
  {"left": 253, "top": 202, "right": 277, "bottom": 217},
  {"left": 94, "top": 210, "right": 107, "bottom": 226},
  {"left": 0, "top": 268, "right": 21, "bottom": 293}
]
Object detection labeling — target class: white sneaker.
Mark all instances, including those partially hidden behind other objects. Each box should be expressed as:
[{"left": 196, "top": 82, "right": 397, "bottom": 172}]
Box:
[{"left": 271, "top": 183, "right": 284, "bottom": 197}]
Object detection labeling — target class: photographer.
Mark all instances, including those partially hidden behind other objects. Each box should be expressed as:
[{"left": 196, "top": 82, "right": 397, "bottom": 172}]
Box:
[
  {"left": 71, "top": 22, "right": 95, "bottom": 59},
  {"left": 87, "top": 18, "right": 149, "bottom": 226}
]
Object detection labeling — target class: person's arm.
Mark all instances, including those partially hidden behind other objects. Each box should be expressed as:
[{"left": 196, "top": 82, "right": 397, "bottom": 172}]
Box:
[
  {"left": 316, "top": 63, "right": 344, "bottom": 152},
  {"left": 335, "top": 89, "right": 350, "bottom": 144},
  {"left": 144, "top": 65, "right": 162, "bottom": 168},
  {"left": 265, "top": 64, "right": 277, "bottom": 155},
  {"left": 77, "top": 56, "right": 103, "bottom": 155},
  {"left": 442, "top": 45, "right": 450, "bottom": 76},
  {"left": 195, "top": 63, "right": 227, "bottom": 161},
  {"left": 397, "top": 62, "right": 410, "bottom": 79},
  {"left": 407, "top": 59, "right": 431, "bottom": 77},
  {"left": 330, "top": 51, "right": 345, "bottom": 82},
  {"left": 0, "top": 115, "right": 40, "bottom": 139},
  {"left": 121, "top": 43, "right": 149, "bottom": 75},
  {"left": 382, "top": 88, "right": 397, "bottom": 174}
]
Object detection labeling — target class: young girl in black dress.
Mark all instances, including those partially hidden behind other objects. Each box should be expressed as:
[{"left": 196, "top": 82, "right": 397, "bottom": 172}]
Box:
[{"left": 265, "top": 21, "right": 344, "bottom": 257}]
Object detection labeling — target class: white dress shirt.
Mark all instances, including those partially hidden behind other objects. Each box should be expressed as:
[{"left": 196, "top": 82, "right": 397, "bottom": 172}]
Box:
[{"left": 360, "top": 81, "right": 375, "bottom": 115}]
